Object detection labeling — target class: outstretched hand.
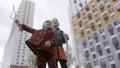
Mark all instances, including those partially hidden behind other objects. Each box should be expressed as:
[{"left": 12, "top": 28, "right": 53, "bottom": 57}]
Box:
[
  {"left": 15, "top": 19, "right": 23, "bottom": 31},
  {"left": 45, "top": 41, "right": 51, "bottom": 47}
]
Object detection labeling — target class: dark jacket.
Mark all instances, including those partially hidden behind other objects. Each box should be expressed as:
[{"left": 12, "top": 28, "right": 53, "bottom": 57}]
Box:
[
  {"left": 53, "top": 28, "right": 66, "bottom": 46},
  {"left": 22, "top": 24, "right": 57, "bottom": 56}
]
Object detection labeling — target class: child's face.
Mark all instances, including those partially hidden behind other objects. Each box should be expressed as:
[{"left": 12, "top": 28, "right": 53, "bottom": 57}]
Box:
[
  {"left": 52, "top": 19, "right": 59, "bottom": 28},
  {"left": 44, "top": 21, "right": 52, "bottom": 29}
]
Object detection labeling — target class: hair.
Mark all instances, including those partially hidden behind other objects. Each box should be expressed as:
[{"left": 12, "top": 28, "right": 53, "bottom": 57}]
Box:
[
  {"left": 42, "top": 20, "right": 52, "bottom": 28},
  {"left": 52, "top": 18, "right": 60, "bottom": 26}
]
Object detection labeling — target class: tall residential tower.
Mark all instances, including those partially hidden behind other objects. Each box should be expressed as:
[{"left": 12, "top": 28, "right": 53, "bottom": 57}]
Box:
[
  {"left": 1, "top": 0, "right": 35, "bottom": 68},
  {"left": 69, "top": 0, "right": 120, "bottom": 68}
]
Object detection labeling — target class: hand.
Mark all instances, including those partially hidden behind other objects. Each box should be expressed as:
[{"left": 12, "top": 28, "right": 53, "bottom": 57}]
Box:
[
  {"left": 15, "top": 19, "right": 23, "bottom": 31},
  {"left": 15, "top": 19, "right": 19, "bottom": 23},
  {"left": 45, "top": 41, "right": 51, "bottom": 47},
  {"left": 64, "top": 33, "right": 69, "bottom": 40}
]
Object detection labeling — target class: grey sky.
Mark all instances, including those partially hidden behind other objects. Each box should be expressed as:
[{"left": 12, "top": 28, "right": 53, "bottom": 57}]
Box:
[{"left": 0, "top": 0, "right": 74, "bottom": 63}]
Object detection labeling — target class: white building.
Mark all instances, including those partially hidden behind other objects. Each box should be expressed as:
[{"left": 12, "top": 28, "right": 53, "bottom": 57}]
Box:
[{"left": 1, "top": 0, "right": 35, "bottom": 68}]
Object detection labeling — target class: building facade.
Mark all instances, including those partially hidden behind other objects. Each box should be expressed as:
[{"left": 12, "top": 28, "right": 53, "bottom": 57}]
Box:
[
  {"left": 69, "top": 0, "right": 120, "bottom": 68},
  {"left": 1, "top": 0, "right": 35, "bottom": 68}
]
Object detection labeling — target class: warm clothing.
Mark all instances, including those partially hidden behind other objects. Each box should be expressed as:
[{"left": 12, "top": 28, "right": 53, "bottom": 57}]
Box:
[
  {"left": 54, "top": 46, "right": 67, "bottom": 60},
  {"left": 53, "top": 28, "right": 66, "bottom": 46},
  {"left": 21, "top": 24, "right": 57, "bottom": 68},
  {"left": 53, "top": 27, "right": 68, "bottom": 68}
]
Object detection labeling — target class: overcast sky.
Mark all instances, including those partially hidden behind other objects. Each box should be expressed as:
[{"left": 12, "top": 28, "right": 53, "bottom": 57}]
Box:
[{"left": 0, "top": 0, "right": 75, "bottom": 63}]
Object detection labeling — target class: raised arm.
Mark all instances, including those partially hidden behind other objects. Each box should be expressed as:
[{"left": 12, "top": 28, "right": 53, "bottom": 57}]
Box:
[{"left": 15, "top": 19, "right": 36, "bottom": 34}]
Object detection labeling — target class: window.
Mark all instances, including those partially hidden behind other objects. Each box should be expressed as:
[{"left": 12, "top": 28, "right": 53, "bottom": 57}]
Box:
[
  {"left": 17, "top": 52, "right": 20, "bottom": 54},
  {"left": 95, "top": 12, "right": 98, "bottom": 17},
  {"left": 17, "top": 55, "right": 20, "bottom": 57},
  {"left": 93, "top": 33, "right": 99, "bottom": 42},
  {"left": 79, "top": 20, "right": 82, "bottom": 27},
  {"left": 85, "top": 50, "right": 89, "bottom": 60},
  {"left": 109, "top": 9, "right": 114, "bottom": 14},
  {"left": 22, "top": 59, "right": 25, "bottom": 61},
  {"left": 21, "top": 62, "right": 24, "bottom": 65},
  {"left": 98, "top": 23, "right": 102, "bottom": 28},
  {"left": 103, "top": 13, "right": 108, "bottom": 20},
  {"left": 94, "top": 60, "right": 98, "bottom": 65},
  {"left": 99, "top": 29, "right": 104, "bottom": 34},
  {"left": 102, "top": 35, "right": 106, "bottom": 40},
  {"left": 82, "top": 39, "right": 87, "bottom": 48},
  {"left": 93, "top": 8, "right": 97, "bottom": 13},
  {"left": 85, "top": 5, "right": 89, "bottom": 11},
  {"left": 100, "top": 61, "right": 107, "bottom": 68},
  {"left": 118, "top": 53, "right": 120, "bottom": 61},
  {"left": 99, "top": 3, "right": 105, "bottom": 12},
  {"left": 113, "top": 21, "right": 117, "bottom": 26},
  {"left": 91, "top": 47, "right": 95, "bottom": 52},
  {"left": 80, "top": 29, "right": 84, "bottom": 37},
  {"left": 108, "top": 55, "right": 114, "bottom": 61},
  {"left": 88, "top": 13, "right": 92, "bottom": 20},
  {"left": 111, "top": 14, "right": 116, "bottom": 20},
  {"left": 112, "top": 37, "right": 120, "bottom": 50},
  {"left": 96, "top": 18, "right": 100, "bottom": 23},
  {"left": 93, "top": 54, "right": 96, "bottom": 59},
  {"left": 77, "top": 12, "right": 80, "bottom": 19},
  {"left": 90, "top": 41, "right": 93, "bottom": 46},
  {"left": 104, "top": 0, "right": 109, "bottom": 4},
  {"left": 16, "top": 62, "right": 19, "bottom": 64},
  {"left": 114, "top": 19, "right": 120, "bottom": 26},
  {"left": 117, "top": 26, "right": 120, "bottom": 32},
  {"left": 107, "top": 24, "right": 114, "bottom": 35},
  {"left": 97, "top": 0, "right": 101, "bottom": 3},
  {"left": 97, "top": 45, "right": 103, "bottom": 56},
  {"left": 87, "top": 30, "right": 90, "bottom": 35},
  {"left": 111, "top": 64, "right": 116, "bottom": 68},
  {"left": 88, "top": 35, "right": 92, "bottom": 40},
  {"left": 82, "top": 12, "right": 85, "bottom": 16},
  {"left": 106, "top": 3, "right": 111, "bottom": 9},
  {"left": 74, "top": 0, "right": 77, "bottom": 3},
  {"left": 103, "top": 41, "right": 109, "bottom": 46},
  {"left": 106, "top": 48, "right": 111, "bottom": 54},
  {"left": 90, "top": 23, "right": 95, "bottom": 30}
]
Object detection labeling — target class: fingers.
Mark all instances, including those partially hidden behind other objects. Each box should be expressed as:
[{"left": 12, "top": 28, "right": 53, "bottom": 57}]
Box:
[{"left": 14, "top": 19, "right": 23, "bottom": 32}]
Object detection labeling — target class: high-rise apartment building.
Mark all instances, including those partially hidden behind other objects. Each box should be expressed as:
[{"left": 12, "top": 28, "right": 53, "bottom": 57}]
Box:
[
  {"left": 69, "top": 0, "right": 120, "bottom": 68},
  {"left": 1, "top": 0, "right": 35, "bottom": 68}
]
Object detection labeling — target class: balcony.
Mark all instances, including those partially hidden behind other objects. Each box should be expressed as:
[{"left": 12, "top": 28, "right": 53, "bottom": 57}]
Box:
[
  {"left": 74, "top": 0, "right": 77, "bottom": 4},
  {"left": 90, "top": 22, "right": 95, "bottom": 30},
  {"left": 85, "top": 5, "right": 90, "bottom": 11},
  {"left": 99, "top": 3, "right": 104, "bottom": 10},
  {"left": 77, "top": 12, "right": 80, "bottom": 19},
  {"left": 112, "top": 0, "right": 116, "bottom": 1},
  {"left": 107, "top": 24, "right": 114, "bottom": 35},
  {"left": 115, "top": 2, "right": 120, "bottom": 11},
  {"left": 80, "top": 28, "right": 84, "bottom": 37},
  {"left": 102, "top": 12, "right": 109, "bottom": 20},
  {"left": 82, "top": 39, "right": 87, "bottom": 46},
  {"left": 87, "top": 11, "right": 91, "bottom": 15},
  {"left": 98, "top": 3, "right": 104, "bottom": 11},
  {"left": 85, "top": 50, "right": 89, "bottom": 57},
  {"left": 78, "top": 20, "right": 82, "bottom": 27},
  {"left": 96, "top": 0, "right": 101, "bottom": 3},
  {"left": 93, "top": 33, "right": 99, "bottom": 42},
  {"left": 90, "top": 20, "right": 94, "bottom": 24},
  {"left": 88, "top": 13, "right": 92, "bottom": 20}
]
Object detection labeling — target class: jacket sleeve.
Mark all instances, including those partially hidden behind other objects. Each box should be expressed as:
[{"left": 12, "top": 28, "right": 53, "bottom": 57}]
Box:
[
  {"left": 22, "top": 24, "right": 36, "bottom": 34},
  {"left": 50, "top": 31, "right": 57, "bottom": 45},
  {"left": 60, "top": 30, "right": 66, "bottom": 44}
]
